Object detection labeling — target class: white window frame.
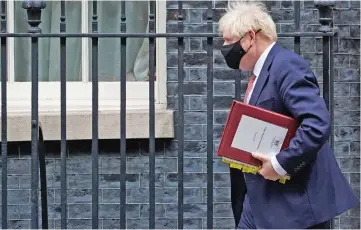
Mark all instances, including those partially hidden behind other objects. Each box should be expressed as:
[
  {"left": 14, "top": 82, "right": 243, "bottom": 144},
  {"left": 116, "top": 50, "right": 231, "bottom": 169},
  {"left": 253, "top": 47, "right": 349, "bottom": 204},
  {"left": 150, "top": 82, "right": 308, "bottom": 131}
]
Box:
[
  {"left": 4, "top": 0, "right": 167, "bottom": 112},
  {"left": 0, "top": 0, "right": 173, "bottom": 141}
]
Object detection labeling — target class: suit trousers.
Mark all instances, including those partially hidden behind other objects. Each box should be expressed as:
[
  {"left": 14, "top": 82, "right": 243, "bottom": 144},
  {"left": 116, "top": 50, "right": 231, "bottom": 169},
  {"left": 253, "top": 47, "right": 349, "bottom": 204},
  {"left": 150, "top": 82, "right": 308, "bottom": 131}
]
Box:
[{"left": 237, "top": 195, "right": 332, "bottom": 229}]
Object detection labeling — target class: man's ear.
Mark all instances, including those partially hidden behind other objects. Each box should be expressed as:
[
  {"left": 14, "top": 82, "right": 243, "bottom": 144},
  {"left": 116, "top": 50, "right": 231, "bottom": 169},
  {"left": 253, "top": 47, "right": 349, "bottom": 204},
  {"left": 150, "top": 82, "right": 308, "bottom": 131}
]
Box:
[
  {"left": 248, "top": 30, "right": 256, "bottom": 40},
  {"left": 245, "top": 31, "right": 255, "bottom": 47}
]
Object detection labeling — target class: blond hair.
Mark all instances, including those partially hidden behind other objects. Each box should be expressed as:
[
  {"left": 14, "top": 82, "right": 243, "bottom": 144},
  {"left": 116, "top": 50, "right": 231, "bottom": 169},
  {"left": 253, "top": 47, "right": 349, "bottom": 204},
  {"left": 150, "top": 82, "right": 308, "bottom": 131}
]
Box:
[{"left": 218, "top": 0, "right": 277, "bottom": 41}]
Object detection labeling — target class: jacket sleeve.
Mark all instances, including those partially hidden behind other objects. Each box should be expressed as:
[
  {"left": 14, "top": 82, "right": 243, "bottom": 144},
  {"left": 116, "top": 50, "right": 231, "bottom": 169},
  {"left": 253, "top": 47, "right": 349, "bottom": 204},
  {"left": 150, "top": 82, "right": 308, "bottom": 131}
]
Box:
[{"left": 275, "top": 55, "right": 331, "bottom": 176}]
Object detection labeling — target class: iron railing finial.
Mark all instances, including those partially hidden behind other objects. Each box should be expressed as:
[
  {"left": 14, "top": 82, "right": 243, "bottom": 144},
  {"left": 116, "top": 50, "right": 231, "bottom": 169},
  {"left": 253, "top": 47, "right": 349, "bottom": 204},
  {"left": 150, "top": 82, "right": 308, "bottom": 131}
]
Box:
[
  {"left": 22, "top": 0, "right": 46, "bottom": 33},
  {"left": 314, "top": 0, "right": 335, "bottom": 33}
]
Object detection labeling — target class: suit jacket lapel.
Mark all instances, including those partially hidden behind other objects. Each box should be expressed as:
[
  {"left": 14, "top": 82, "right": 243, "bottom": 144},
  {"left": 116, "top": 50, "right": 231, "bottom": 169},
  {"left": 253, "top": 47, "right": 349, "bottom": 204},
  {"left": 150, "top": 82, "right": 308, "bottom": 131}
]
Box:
[{"left": 248, "top": 43, "right": 282, "bottom": 105}]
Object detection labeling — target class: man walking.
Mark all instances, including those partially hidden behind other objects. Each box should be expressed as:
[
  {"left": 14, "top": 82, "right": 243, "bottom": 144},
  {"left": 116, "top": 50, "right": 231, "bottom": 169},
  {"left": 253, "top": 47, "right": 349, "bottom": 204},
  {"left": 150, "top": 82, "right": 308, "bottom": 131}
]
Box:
[{"left": 219, "top": 1, "right": 359, "bottom": 228}]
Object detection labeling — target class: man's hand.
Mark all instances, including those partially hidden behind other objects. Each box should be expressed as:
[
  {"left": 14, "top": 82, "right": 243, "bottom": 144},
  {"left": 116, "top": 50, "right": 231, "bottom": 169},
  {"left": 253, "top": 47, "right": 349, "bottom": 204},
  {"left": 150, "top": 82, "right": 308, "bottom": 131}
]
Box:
[{"left": 252, "top": 153, "right": 282, "bottom": 181}]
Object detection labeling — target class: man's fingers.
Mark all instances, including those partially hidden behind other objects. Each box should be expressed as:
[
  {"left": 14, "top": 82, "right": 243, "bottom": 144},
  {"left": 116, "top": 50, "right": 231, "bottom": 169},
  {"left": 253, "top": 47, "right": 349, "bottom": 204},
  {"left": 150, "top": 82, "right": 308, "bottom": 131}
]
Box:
[
  {"left": 252, "top": 152, "right": 269, "bottom": 162},
  {"left": 258, "top": 165, "right": 277, "bottom": 181}
]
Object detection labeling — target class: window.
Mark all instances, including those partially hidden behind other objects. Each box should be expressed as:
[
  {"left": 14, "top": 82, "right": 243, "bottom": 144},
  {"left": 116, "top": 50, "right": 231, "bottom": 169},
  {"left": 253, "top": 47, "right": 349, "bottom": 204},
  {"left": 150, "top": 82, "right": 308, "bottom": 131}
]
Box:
[
  {"left": 5, "top": 0, "right": 167, "bottom": 110},
  {"left": 1, "top": 0, "right": 173, "bottom": 141}
]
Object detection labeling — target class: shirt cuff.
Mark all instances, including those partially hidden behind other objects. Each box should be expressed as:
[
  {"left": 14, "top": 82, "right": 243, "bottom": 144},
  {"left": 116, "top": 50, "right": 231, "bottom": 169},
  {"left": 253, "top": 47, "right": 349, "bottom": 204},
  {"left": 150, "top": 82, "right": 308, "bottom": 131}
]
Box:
[{"left": 271, "top": 155, "right": 287, "bottom": 176}]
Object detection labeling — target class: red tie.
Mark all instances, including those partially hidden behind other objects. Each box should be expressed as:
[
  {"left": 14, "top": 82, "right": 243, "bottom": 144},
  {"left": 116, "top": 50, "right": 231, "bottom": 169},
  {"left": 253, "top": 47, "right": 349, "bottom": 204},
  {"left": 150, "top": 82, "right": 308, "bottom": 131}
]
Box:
[{"left": 244, "top": 74, "right": 256, "bottom": 103}]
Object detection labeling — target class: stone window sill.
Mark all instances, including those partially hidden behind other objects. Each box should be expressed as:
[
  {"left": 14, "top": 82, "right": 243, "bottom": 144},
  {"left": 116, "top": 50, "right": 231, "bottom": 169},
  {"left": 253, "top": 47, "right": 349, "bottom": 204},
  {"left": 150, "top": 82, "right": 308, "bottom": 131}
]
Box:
[{"left": 1, "top": 106, "right": 174, "bottom": 142}]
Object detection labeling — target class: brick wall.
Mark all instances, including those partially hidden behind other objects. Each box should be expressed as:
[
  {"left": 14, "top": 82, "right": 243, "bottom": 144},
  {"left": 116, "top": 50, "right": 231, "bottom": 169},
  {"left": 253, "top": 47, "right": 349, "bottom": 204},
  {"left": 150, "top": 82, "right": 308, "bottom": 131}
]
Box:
[
  {"left": 0, "top": 0, "right": 359, "bottom": 229},
  {"left": 330, "top": 1, "right": 360, "bottom": 228}
]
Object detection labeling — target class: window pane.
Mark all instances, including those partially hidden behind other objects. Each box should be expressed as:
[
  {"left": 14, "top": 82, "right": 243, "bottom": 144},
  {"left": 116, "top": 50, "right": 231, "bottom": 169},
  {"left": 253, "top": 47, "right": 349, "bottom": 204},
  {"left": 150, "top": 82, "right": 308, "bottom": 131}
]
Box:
[
  {"left": 14, "top": 1, "right": 82, "bottom": 82},
  {"left": 88, "top": 0, "right": 153, "bottom": 82}
]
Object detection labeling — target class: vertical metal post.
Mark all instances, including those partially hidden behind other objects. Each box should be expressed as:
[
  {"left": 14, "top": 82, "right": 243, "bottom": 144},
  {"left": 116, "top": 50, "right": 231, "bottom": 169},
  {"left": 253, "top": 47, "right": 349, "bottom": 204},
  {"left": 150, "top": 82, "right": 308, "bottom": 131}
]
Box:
[
  {"left": 294, "top": 0, "right": 301, "bottom": 54},
  {"left": 177, "top": 1, "right": 184, "bottom": 229},
  {"left": 315, "top": 0, "right": 335, "bottom": 147},
  {"left": 1, "top": 1, "right": 7, "bottom": 228},
  {"left": 206, "top": 1, "right": 214, "bottom": 229},
  {"left": 315, "top": 1, "right": 335, "bottom": 228},
  {"left": 323, "top": 41, "right": 331, "bottom": 126},
  {"left": 91, "top": 1, "right": 99, "bottom": 228},
  {"left": 148, "top": 1, "right": 156, "bottom": 229},
  {"left": 60, "top": 0, "right": 67, "bottom": 228},
  {"left": 22, "top": 1, "right": 46, "bottom": 229},
  {"left": 119, "top": 0, "right": 127, "bottom": 229},
  {"left": 235, "top": 76, "right": 241, "bottom": 100},
  {"left": 329, "top": 38, "right": 334, "bottom": 151}
]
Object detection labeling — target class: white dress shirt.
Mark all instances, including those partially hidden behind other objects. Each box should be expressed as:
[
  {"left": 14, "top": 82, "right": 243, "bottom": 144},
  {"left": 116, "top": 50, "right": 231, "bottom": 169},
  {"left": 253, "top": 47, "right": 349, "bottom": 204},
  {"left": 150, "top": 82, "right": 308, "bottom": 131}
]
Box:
[{"left": 247, "top": 42, "right": 288, "bottom": 177}]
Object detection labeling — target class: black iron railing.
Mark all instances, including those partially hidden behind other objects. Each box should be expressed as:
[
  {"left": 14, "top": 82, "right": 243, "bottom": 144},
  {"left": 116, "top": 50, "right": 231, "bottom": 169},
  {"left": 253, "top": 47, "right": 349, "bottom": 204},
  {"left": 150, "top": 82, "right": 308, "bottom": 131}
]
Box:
[{"left": 0, "top": 0, "right": 336, "bottom": 229}]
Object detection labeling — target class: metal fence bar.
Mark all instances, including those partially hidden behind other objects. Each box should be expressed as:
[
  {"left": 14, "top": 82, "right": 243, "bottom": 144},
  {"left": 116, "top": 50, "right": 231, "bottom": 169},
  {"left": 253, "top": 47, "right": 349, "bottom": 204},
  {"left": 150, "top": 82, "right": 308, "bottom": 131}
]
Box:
[
  {"left": 322, "top": 36, "right": 332, "bottom": 137},
  {"left": 206, "top": 1, "right": 214, "bottom": 228},
  {"left": 328, "top": 37, "right": 335, "bottom": 150},
  {"left": 0, "top": 31, "right": 337, "bottom": 38},
  {"left": 177, "top": 1, "right": 184, "bottom": 229},
  {"left": 30, "top": 17, "right": 40, "bottom": 230},
  {"left": 21, "top": 2, "right": 46, "bottom": 228},
  {"left": 235, "top": 74, "right": 241, "bottom": 100},
  {"left": 148, "top": 1, "right": 156, "bottom": 228},
  {"left": 91, "top": 1, "right": 99, "bottom": 228},
  {"left": 317, "top": 1, "right": 336, "bottom": 164},
  {"left": 1, "top": 1, "right": 7, "bottom": 228},
  {"left": 30, "top": 19, "right": 39, "bottom": 230},
  {"left": 60, "top": 0, "right": 67, "bottom": 228},
  {"left": 328, "top": 34, "right": 335, "bottom": 230},
  {"left": 315, "top": 1, "right": 335, "bottom": 228},
  {"left": 119, "top": 0, "right": 127, "bottom": 229},
  {"left": 315, "top": 1, "right": 335, "bottom": 148},
  {"left": 294, "top": 0, "right": 301, "bottom": 54}
]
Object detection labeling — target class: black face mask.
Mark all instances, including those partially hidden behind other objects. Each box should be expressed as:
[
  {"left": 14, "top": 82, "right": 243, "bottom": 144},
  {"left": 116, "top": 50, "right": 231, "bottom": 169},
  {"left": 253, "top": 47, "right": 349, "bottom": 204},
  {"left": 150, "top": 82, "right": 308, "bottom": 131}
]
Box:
[
  {"left": 221, "top": 30, "right": 261, "bottom": 69},
  {"left": 221, "top": 40, "right": 247, "bottom": 69}
]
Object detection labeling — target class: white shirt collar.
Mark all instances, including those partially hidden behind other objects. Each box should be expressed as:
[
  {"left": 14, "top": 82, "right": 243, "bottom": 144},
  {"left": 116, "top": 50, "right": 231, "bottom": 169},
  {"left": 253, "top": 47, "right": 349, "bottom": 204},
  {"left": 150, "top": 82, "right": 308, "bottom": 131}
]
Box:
[{"left": 253, "top": 42, "right": 276, "bottom": 77}]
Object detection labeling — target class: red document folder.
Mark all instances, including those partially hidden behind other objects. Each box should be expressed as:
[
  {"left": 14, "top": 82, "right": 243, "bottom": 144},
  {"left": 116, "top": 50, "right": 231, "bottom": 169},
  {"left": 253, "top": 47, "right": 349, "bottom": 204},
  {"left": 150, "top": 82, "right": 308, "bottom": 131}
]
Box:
[{"left": 217, "top": 100, "right": 298, "bottom": 167}]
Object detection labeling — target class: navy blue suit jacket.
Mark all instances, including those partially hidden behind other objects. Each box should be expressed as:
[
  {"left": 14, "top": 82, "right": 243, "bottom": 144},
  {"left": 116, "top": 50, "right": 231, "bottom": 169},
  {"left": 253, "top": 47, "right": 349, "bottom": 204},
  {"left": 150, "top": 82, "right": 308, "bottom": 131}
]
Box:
[{"left": 244, "top": 43, "right": 359, "bottom": 228}]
